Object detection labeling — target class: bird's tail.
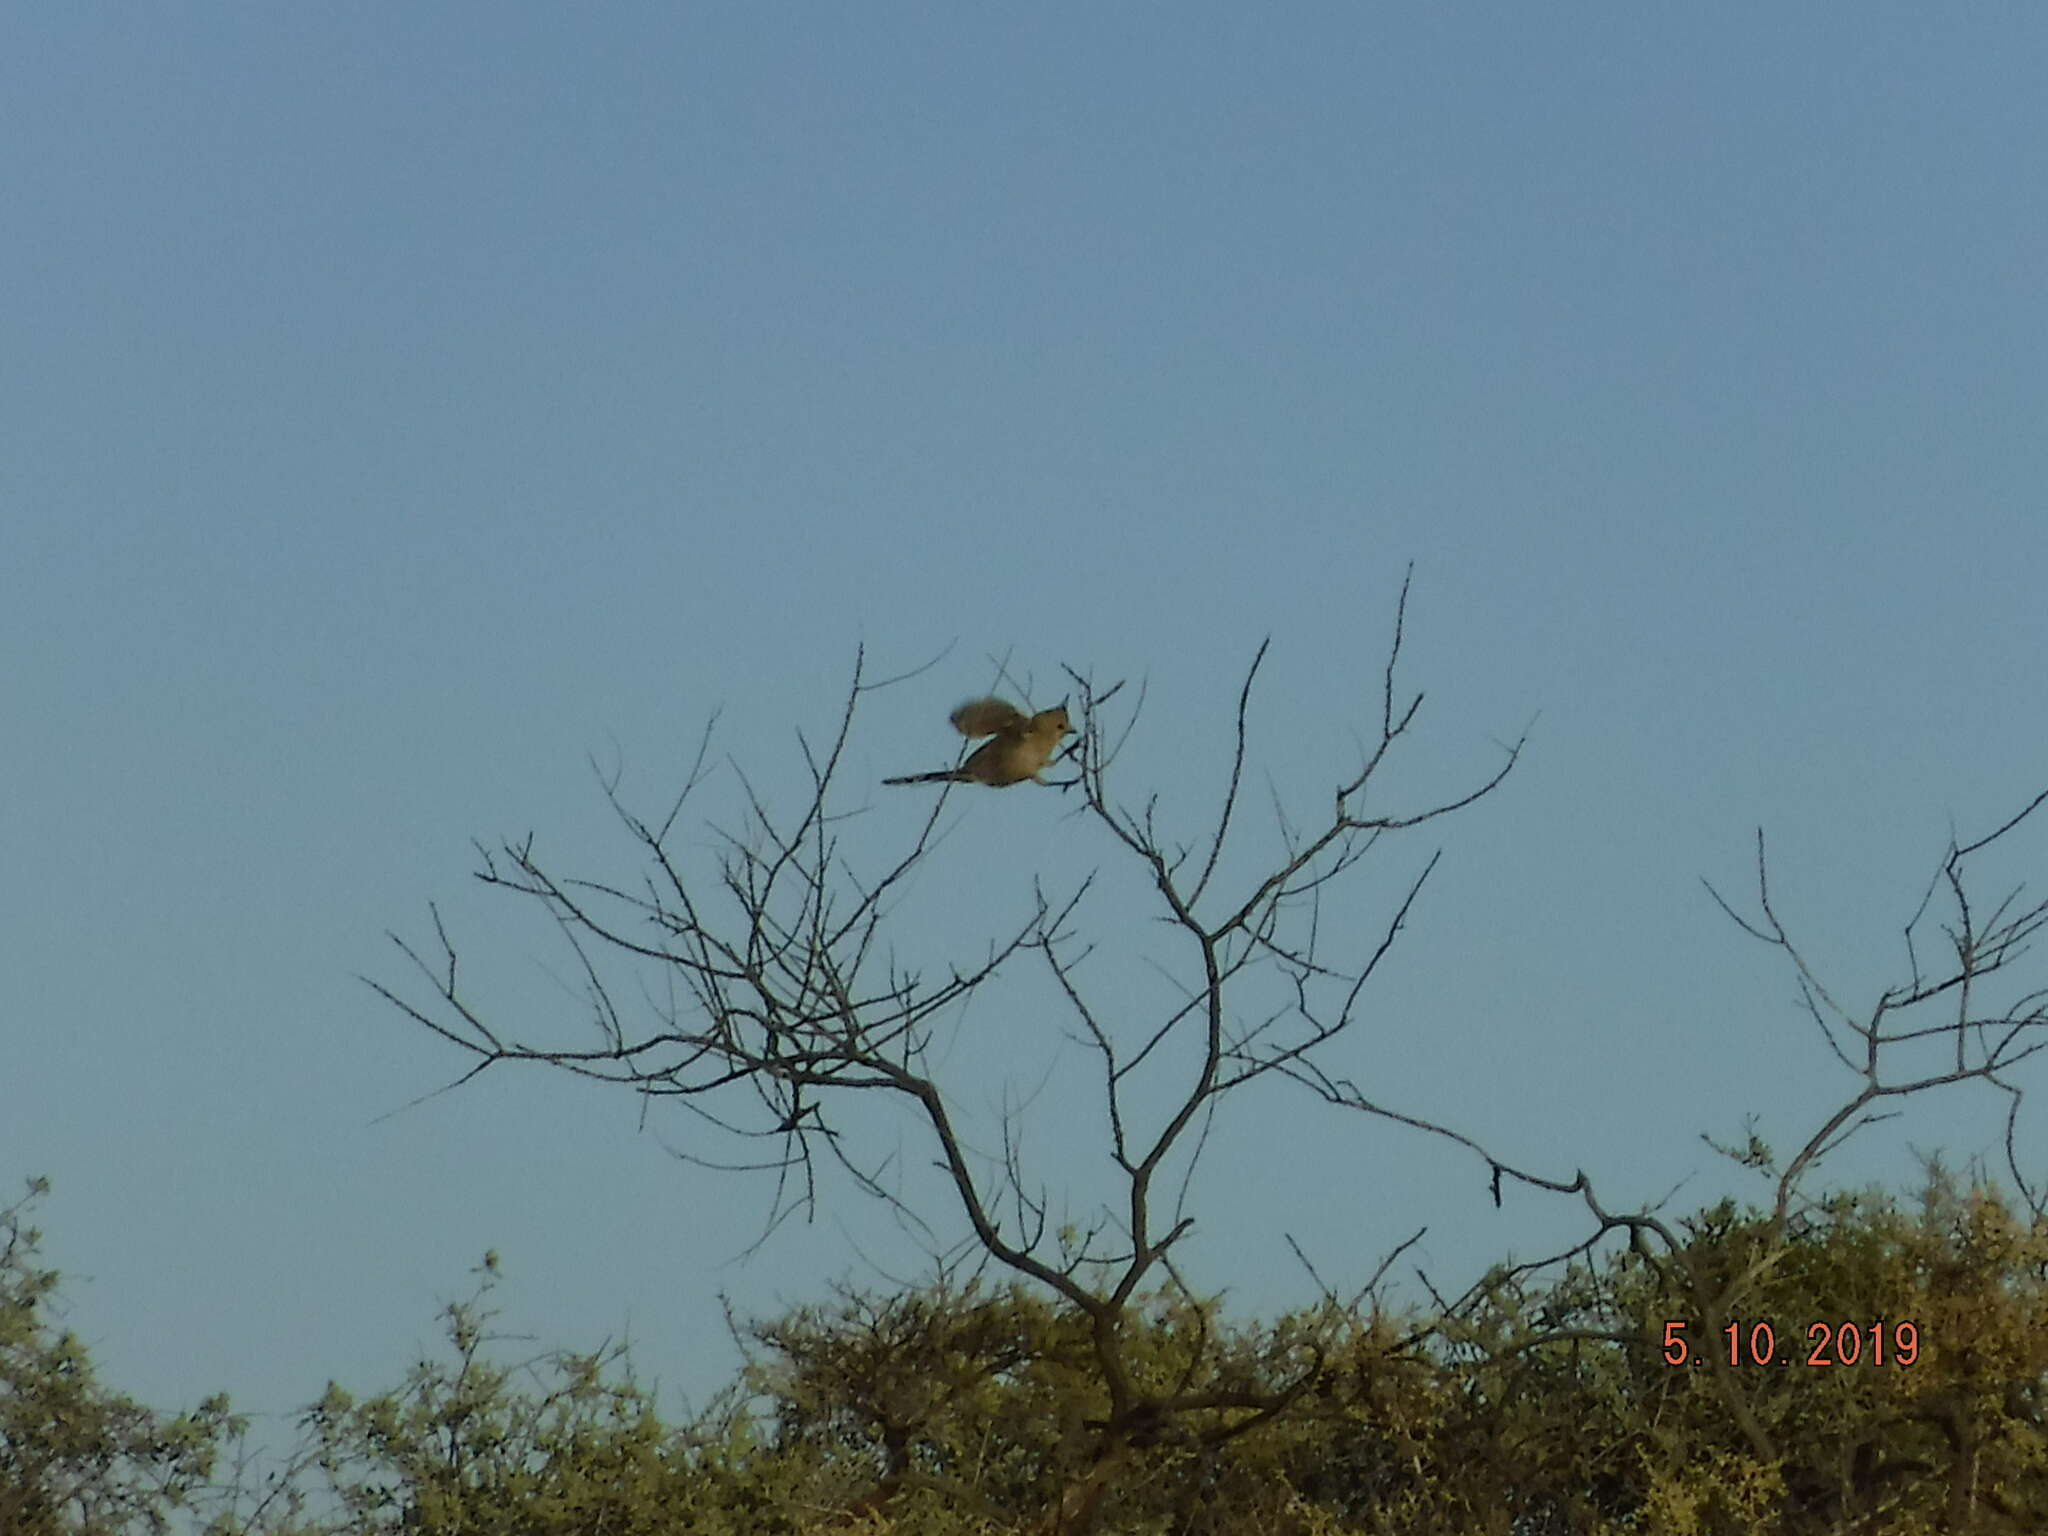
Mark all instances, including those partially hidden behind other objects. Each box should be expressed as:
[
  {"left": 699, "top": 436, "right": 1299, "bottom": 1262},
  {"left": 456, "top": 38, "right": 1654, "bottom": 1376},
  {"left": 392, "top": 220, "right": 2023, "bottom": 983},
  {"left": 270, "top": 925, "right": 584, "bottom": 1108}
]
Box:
[{"left": 882, "top": 768, "right": 966, "bottom": 786}]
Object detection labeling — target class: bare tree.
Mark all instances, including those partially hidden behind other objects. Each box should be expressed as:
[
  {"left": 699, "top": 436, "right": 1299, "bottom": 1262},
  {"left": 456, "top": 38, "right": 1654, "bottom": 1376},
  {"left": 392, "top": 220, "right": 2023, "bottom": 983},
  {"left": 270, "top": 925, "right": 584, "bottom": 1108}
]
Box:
[
  {"left": 1703, "top": 790, "right": 2048, "bottom": 1227},
  {"left": 371, "top": 570, "right": 1526, "bottom": 1527}
]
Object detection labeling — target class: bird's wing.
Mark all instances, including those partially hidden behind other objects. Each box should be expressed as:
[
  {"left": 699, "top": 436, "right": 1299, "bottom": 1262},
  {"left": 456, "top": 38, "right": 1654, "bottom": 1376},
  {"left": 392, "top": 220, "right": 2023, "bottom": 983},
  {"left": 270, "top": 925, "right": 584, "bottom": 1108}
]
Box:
[{"left": 950, "top": 697, "right": 1028, "bottom": 738}]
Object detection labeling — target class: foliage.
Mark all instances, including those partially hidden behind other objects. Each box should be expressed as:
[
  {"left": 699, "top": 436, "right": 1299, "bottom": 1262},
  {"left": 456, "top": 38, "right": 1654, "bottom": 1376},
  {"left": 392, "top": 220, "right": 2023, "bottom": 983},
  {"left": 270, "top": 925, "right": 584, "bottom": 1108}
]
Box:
[
  {"left": 300, "top": 1252, "right": 722, "bottom": 1536},
  {"left": 0, "top": 1178, "right": 240, "bottom": 1536},
  {"left": 4, "top": 1172, "right": 2046, "bottom": 1532}
]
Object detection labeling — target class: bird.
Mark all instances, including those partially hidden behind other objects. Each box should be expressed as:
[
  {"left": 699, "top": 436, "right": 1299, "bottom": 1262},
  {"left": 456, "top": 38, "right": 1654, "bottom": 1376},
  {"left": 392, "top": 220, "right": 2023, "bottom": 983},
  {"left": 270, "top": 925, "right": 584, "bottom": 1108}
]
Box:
[{"left": 884, "top": 697, "right": 1073, "bottom": 787}]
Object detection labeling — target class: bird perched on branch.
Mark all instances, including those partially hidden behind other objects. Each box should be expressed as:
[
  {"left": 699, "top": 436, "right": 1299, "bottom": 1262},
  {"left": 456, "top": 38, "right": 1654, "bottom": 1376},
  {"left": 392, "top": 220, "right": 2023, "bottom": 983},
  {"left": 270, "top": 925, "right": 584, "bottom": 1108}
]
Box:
[{"left": 884, "top": 698, "right": 1073, "bottom": 787}]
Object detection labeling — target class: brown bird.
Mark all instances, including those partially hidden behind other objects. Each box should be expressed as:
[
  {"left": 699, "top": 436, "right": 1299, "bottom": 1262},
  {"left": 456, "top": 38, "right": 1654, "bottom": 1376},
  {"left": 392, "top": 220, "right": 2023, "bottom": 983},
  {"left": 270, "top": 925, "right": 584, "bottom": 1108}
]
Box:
[{"left": 884, "top": 697, "right": 1073, "bottom": 787}]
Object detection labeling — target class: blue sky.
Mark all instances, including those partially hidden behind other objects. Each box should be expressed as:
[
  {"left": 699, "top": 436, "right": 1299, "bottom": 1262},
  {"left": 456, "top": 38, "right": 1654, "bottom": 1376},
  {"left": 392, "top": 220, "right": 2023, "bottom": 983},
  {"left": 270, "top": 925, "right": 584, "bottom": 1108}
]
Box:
[{"left": 6, "top": 5, "right": 2046, "bottom": 1450}]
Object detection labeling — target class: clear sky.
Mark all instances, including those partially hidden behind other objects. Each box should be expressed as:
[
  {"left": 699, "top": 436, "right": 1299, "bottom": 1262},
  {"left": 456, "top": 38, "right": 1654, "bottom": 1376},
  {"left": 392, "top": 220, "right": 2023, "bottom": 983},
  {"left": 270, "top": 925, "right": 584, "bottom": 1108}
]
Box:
[{"left": 7, "top": 5, "right": 2046, "bottom": 1454}]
